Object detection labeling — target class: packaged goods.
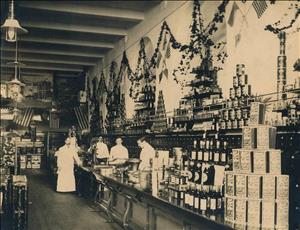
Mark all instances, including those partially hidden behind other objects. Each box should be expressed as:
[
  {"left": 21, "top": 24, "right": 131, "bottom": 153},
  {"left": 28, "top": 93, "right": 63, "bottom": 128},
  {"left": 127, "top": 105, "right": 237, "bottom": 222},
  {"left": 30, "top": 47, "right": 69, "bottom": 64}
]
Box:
[
  {"left": 242, "top": 127, "right": 257, "bottom": 149},
  {"left": 247, "top": 200, "right": 261, "bottom": 227},
  {"left": 230, "top": 88, "right": 235, "bottom": 99},
  {"left": 232, "top": 119, "right": 238, "bottom": 129},
  {"left": 240, "top": 150, "right": 251, "bottom": 173},
  {"left": 225, "top": 197, "right": 234, "bottom": 222},
  {"left": 253, "top": 151, "right": 266, "bottom": 174},
  {"left": 233, "top": 76, "right": 239, "bottom": 88},
  {"left": 276, "top": 176, "right": 289, "bottom": 200},
  {"left": 236, "top": 109, "right": 242, "bottom": 120},
  {"left": 235, "top": 175, "right": 247, "bottom": 198},
  {"left": 250, "top": 102, "right": 266, "bottom": 125},
  {"left": 235, "top": 87, "right": 242, "bottom": 98},
  {"left": 238, "top": 74, "right": 248, "bottom": 86},
  {"left": 276, "top": 200, "right": 289, "bottom": 229},
  {"left": 247, "top": 175, "right": 260, "bottom": 199},
  {"left": 224, "top": 109, "right": 229, "bottom": 120},
  {"left": 262, "top": 176, "right": 276, "bottom": 200},
  {"left": 241, "top": 85, "right": 251, "bottom": 97},
  {"left": 232, "top": 149, "right": 241, "bottom": 172},
  {"left": 269, "top": 150, "right": 281, "bottom": 174},
  {"left": 236, "top": 64, "right": 245, "bottom": 76},
  {"left": 229, "top": 109, "right": 235, "bottom": 120},
  {"left": 226, "top": 173, "right": 234, "bottom": 196},
  {"left": 256, "top": 125, "right": 277, "bottom": 149},
  {"left": 262, "top": 201, "right": 275, "bottom": 229}
]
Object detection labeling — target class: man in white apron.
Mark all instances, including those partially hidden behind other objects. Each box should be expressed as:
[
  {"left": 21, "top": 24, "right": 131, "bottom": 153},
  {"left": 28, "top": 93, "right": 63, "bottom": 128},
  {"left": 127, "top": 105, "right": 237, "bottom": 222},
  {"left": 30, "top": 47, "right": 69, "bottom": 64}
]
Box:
[
  {"left": 137, "top": 137, "right": 156, "bottom": 170},
  {"left": 55, "top": 138, "right": 82, "bottom": 192}
]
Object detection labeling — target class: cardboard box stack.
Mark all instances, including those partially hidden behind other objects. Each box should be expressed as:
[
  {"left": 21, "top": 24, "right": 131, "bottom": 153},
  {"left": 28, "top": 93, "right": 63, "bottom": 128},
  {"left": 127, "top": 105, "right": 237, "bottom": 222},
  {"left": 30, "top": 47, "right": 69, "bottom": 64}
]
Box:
[{"left": 224, "top": 102, "right": 289, "bottom": 230}]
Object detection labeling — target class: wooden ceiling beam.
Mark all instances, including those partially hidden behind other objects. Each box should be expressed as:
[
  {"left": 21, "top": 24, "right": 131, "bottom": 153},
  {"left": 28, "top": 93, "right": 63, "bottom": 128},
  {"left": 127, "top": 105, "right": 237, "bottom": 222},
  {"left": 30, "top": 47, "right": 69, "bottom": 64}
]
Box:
[
  {"left": 18, "top": 1, "right": 145, "bottom": 22},
  {"left": 1, "top": 56, "right": 96, "bottom": 67},
  {"left": 1, "top": 47, "right": 105, "bottom": 58},
  {"left": 18, "top": 36, "right": 115, "bottom": 49},
  {"left": 21, "top": 21, "right": 127, "bottom": 37},
  {"left": 2, "top": 63, "right": 83, "bottom": 73}
]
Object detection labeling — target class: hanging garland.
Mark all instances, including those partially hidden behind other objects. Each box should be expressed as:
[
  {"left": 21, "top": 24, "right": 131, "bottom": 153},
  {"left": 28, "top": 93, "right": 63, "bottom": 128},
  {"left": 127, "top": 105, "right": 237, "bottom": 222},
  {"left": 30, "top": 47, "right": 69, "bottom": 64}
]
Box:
[
  {"left": 265, "top": 2, "right": 299, "bottom": 34},
  {"left": 172, "top": 0, "right": 229, "bottom": 86}
]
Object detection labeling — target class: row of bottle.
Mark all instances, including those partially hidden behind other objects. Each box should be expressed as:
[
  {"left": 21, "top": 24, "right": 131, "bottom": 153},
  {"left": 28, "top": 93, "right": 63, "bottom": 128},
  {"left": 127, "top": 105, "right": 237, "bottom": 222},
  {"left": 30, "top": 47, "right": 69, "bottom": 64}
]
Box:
[{"left": 168, "top": 184, "right": 224, "bottom": 214}]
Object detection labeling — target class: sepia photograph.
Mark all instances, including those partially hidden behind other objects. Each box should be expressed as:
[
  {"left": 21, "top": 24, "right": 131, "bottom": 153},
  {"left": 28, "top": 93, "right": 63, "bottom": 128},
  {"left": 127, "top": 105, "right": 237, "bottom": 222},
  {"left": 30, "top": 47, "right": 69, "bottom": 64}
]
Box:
[{"left": 0, "top": 0, "right": 299, "bottom": 229}]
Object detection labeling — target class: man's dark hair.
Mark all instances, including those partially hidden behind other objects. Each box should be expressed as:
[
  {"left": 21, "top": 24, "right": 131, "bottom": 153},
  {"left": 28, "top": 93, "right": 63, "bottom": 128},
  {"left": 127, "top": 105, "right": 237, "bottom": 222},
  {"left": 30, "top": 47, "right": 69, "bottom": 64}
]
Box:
[{"left": 138, "top": 136, "right": 147, "bottom": 142}]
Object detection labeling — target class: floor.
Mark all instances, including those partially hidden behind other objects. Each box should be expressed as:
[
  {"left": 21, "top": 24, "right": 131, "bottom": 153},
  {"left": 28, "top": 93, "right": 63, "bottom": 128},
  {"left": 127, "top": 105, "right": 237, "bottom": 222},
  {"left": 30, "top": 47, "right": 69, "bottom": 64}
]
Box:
[{"left": 26, "top": 170, "right": 122, "bottom": 230}]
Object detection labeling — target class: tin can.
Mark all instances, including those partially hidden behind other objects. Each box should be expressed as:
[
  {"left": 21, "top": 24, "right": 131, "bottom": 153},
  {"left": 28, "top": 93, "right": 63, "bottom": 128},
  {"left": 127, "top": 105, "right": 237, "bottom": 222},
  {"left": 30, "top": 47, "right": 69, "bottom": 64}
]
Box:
[
  {"left": 247, "top": 175, "right": 260, "bottom": 199},
  {"left": 262, "top": 200, "right": 275, "bottom": 229},
  {"left": 238, "top": 119, "right": 244, "bottom": 128},
  {"left": 226, "top": 120, "right": 232, "bottom": 129},
  {"left": 247, "top": 200, "right": 261, "bottom": 227},
  {"left": 244, "top": 118, "right": 250, "bottom": 126},
  {"left": 236, "top": 109, "right": 242, "bottom": 120},
  {"left": 263, "top": 175, "right": 276, "bottom": 200},
  {"left": 233, "top": 98, "right": 239, "bottom": 108},
  {"left": 232, "top": 119, "right": 238, "bottom": 129},
  {"left": 220, "top": 120, "right": 226, "bottom": 129},
  {"left": 235, "top": 86, "right": 242, "bottom": 98},
  {"left": 229, "top": 109, "right": 235, "bottom": 120},
  {"left": 233, "top": 76, "right": 239, "bottom": 88},
  {"left": 238, "top": 74, "right": 248, "bottom": 86},
  {"left": 230, "top": 88, "right": 235, "bottom": 100},
  {"left": 276, "top": 176, "right": 289, "bottom": 200},
  {"left": 224, "top": 109, "right": 229, "bottom": 120},
  {"left": 236, "top": 64, "right": 245, "bottom": 76},
  {"left": 242, "top": 109, "right": 249, "bottom": 119}
]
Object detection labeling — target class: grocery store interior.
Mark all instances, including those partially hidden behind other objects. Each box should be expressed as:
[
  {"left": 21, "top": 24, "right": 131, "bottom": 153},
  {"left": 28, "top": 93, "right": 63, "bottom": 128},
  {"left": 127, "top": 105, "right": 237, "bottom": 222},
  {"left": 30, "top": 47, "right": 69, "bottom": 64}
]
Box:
[{"left": 0, "top": 1, "right": 299, "bottom": 230}]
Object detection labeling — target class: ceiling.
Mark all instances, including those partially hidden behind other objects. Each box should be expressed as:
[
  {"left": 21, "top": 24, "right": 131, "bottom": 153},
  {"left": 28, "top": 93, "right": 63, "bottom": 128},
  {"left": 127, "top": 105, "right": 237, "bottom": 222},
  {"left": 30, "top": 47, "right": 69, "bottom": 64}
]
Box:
[{"left": 0, "top": 0, "right": 161, "bottom": 79}]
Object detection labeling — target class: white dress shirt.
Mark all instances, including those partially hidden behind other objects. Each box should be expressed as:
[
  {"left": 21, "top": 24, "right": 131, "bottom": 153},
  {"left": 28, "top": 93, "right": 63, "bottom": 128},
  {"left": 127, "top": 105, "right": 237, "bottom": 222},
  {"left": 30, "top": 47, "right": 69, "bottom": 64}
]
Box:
[
  {"left": 110, "top": 144, "right": 129, "bottom": 160},
  {"left": 139, "top": 142, "right": 156, "bottom": 170},
  {"left": 95, "top": 142, "right": 109, "bottom": 159}
]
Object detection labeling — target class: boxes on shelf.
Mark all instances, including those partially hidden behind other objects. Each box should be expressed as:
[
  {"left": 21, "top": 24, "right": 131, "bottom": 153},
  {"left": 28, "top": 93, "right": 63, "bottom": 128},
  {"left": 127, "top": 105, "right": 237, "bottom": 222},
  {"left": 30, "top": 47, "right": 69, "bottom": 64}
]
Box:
[{"left": 250, "top": 102, "right": 266, "bottom": 125}]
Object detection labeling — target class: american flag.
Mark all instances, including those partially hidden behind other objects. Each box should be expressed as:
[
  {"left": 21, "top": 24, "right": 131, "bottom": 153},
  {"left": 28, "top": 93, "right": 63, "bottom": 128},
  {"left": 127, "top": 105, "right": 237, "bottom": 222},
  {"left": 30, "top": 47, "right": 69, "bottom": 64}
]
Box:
[
  {"left": 252, "top": 0, "right": 268, "bottom": 19},
  {"left": 14, "top": 108, "right": 34, "bottom": 127},
  {"left": 74, "top": 106, "right": 89, "bottom": 130},
  {"left": 49, "top": 111, "right": 59, "bottom": 129}
]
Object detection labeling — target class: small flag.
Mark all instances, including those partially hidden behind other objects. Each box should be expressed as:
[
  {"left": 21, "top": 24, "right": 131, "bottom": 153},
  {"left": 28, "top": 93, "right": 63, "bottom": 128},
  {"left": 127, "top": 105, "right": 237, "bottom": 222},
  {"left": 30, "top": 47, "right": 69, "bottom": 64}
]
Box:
[
  {"left": 14, "top": 108, "right": 34, "bottom": 127},
  {"left": 252, "top": 0, "right": 268, "bottom": 19},
  {"left": 74, "top": 106, "right": 89, "bottom": 130},
  {"left": 49, "top": 112, "right": 59, "bottom": 129}
]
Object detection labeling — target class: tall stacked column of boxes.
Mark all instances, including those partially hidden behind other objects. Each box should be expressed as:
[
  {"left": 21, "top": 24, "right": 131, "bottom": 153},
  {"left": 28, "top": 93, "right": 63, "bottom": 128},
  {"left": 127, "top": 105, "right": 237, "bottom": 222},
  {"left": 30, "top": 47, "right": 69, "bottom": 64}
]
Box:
[{"left": 224, "top": 102, "right": 289, "bottom": 230}]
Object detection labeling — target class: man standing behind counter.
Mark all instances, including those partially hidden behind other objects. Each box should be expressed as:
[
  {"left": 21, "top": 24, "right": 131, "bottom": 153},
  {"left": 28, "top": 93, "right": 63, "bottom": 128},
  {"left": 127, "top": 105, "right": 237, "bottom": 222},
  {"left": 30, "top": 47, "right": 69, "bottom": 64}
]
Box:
[
  {"left": 95, "top": 136, "right": 109, "bottom": 164},
  {"left": 137, "top": 136, "right": 156, "bottom": 170},
  {"left": 109, "top": 137, "right": 129, "bottom": 165}
]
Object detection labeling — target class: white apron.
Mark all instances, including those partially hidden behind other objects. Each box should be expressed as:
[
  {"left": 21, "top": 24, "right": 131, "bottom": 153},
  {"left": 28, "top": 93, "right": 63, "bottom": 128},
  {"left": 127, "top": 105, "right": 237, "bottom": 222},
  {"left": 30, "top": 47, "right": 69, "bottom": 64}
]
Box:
[{"left": 55, "top": 145, "right": 80, "bottom": 192}]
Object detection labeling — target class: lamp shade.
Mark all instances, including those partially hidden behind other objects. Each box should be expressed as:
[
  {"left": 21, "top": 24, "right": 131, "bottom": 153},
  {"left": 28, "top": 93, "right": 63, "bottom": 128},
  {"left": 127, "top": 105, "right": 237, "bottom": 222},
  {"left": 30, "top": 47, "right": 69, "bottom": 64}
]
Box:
[{"left": 1, "top": 18, "right": 27, "bottom": 42}]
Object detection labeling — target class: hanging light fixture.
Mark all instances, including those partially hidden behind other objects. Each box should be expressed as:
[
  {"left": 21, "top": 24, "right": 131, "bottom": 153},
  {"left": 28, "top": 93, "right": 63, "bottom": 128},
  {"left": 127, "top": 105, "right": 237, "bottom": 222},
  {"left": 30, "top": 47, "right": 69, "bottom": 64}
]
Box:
[
  {"left": 1, "top": 0, "right": 27, "bottom": 42},
  {"left": 7, "top": 40, "right": 26, "bottom": 102}
]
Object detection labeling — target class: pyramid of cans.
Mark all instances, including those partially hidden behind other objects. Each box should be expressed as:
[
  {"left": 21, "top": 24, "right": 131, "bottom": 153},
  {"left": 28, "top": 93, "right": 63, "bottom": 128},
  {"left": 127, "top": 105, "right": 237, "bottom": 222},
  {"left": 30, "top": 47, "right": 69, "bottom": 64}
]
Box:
[
  {"left": 219, "top": 64, "right": 253, "bottom": 130},
  {"left": 224, "top": 102, "right": 289, "bottom": 230}
]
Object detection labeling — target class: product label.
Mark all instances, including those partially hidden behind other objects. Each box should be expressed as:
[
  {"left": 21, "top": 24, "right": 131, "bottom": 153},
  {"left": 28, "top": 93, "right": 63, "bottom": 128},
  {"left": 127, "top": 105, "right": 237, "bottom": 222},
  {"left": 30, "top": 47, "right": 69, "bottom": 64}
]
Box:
[
  {"left": 194, "top": 172, "right": 200, "bottom": 182},
  {"left": 236, "top": 175, "right": 246, "bottom": 197},
  {"left": 240, "top": 150, "right": 251, "bottom": 172},
  {"left": 225, "top": 198, "right": 234, "bottom": 221},
  {"left": 221, "top": 153, "right": 226, "bottom": 162},
  {"left": 204, "top": 152, "right": 209, "bottom": 161},
  {"left": 270, "top": 150, "right": 281, "bottom": 174},
  {"left": 191, "top": 151, "right": 197, "bottom": 160},
  {"left": 235, "top": 199, "right": 246, "bottom": 223},
  {"left": 263, "top": 176, "right": 276, "bottom": 200},
  {"left": 226, "top": 174, "right": 234, "bottom": 196},
  {"left": 189, "top": 194, "right": 194, "bottom": 207},
  {"left": 276, "top": 200, "right": 289, "bottom": 228},
  {"left": 276, "top": 176, "right": 289, "bottom": 200},
  {"left": 197, "top": 151, "right": 203, "bottom": 161},
  {"left": 232, "top": 149, "right": 241, "bottom": 171},
  {"left": 184, "top": 194, "right": 189, "bottom": 205},
  {"left": 200, "top": 199, "right": 207, "bottom": 210},
  {"left": 214, "top": 152, "right": 220, "bottom": 162},
  {"left": 247, "top": 200, "right": 260, "bottom": 226},
  {"left": 247, "top": 175, "right": 260, "bottom": 199},
  {"left": 194, "top": 197, "right": 199, "bottom": 209},
  {"left": 262, "top": 201, "right": 275, "bottom": 228},
  {"left": 254, "top": 151, "right": 266, "bottom": 173},
  {"left": 210, "top": 198, "right": 217, "bottom": 210}
]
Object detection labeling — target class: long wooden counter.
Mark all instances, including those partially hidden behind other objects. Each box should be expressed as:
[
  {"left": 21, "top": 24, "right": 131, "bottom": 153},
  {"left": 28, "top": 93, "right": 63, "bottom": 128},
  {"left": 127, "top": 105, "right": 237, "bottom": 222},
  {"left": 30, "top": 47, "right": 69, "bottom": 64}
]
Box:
[{"left": 76, "top": 166, "right": 233, "bottom": 230}]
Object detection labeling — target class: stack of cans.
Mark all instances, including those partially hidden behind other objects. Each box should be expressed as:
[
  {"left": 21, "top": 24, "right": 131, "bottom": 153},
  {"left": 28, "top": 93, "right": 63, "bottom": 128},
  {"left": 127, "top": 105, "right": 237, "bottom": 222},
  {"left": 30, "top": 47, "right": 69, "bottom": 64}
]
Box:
[
  {"left": 219, "top": 64, "right": 253, "bottom": 130},
  {"left": 224, "top": 102, "right": 289, "bottom": 230}
]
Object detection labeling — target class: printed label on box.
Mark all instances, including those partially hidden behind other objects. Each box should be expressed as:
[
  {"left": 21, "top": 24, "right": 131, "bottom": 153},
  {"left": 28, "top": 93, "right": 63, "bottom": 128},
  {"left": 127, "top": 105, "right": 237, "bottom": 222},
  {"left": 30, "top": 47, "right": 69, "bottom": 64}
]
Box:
[
  {"left": 233, "top": 149, "right": 241, "bottom": 172},
  {"left": 236, "top": 175, "right": 247, "bottom": 198},
  {"left": 254, "top": 151, "right": 266, "bottom": 173},
  {"left": 247, "top": 200, "right": 261, "bottom": 227},
  {"left": 276, "top": 200, "right": 289, "bottom": 228},
  {"left": 235, "top": 199, "right": 246, "bottom": 223},
  {"left": 225, "top": 197, "right": 234, "bottom": 222},
  {"left": 247, "top": 175, "right": 260, "bottom": 199},
  {"left": 226, "top": 174, "right": 234, "bottom": 196},
  {"left": 262, "top": 201, "right": 275, "bottom": 228},
  {"left": 269, "top": 150, "right": 281, "bottom": 174},
  {"left": 263, "top": 176, "right": 276, "bottom": 200},
  {"left": 240, "top": 150, "right": 251, "bottom": 173},
  {"left": 276, "top": 176, "right": 289, "bottom": 200}
]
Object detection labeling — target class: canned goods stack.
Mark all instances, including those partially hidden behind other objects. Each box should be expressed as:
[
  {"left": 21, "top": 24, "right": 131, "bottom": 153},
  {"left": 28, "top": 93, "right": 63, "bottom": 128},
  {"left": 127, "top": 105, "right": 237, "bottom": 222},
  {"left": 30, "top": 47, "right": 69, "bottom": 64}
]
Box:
[
  {"left": 219, "top": 64, "right": 254, "bottom": 130},
  {"left": 224, "top": 102, "right": 289, "bottom": 230}
]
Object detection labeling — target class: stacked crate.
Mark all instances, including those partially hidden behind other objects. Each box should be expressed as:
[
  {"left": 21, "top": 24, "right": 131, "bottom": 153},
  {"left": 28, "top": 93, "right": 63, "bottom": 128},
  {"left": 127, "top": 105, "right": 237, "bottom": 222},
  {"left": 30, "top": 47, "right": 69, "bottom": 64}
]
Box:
[
  {"left": 219, "top": 64, "right": 253, "bottom": 130},
  {"left": 31, "top": 155, "right": 41, "bottom": 169},
  {"left": 11, "top": 175, "right": 28, "bottom": 230},
  {"left": 224, "top": 102, "right": 289, "bottom": 230}
]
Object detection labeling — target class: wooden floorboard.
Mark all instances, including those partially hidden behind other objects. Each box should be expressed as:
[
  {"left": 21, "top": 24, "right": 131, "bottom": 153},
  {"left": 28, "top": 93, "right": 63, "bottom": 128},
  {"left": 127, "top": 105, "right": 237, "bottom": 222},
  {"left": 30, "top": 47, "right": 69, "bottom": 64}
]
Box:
[{"left": 25, "top": 169, "right": 122, "bottom": 230}]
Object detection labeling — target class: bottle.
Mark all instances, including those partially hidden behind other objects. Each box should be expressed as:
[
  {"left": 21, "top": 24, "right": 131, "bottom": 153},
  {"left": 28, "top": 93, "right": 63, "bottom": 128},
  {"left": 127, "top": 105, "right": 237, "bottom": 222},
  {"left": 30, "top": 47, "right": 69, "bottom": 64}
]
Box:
[
  {"left": 209, "top": 186, "right": 217, "bottom": 217},
  {"left": 194, "top": 162, "right": 202, "bottom": 185},
  {"left": 187, "top": 160, "right": 195, "bottom": 186},
  {"left": 220, "top": 141, "right": 227, "bottom": 165},
  {"left": 203, "top": 141, "right": 209, "bottom": 162},
  {"left": 214, "top": 140, "right": 220, "bottom": 163},
  {"left": 224, "top": 141, "right": 232, "bottom": 170},
  {"left": 193, "top": 185, "right": 200, "bottom": 212},
  {"left": 216, "top": 185, "right": 223, "bottom": 213},
  {"left": 199, "top": 185, "right": 208, "bottom": 215},
  {"left": 184, "top": 186, "right": 190, "bottom": 208},
  {"left": 189, "top": 183, "right": 195, "bottom": 210},
  {"left": 197, "top": 140, "right": 203, "bottom": 162}
]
